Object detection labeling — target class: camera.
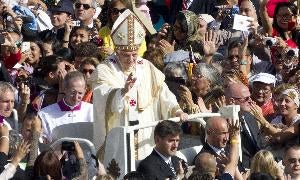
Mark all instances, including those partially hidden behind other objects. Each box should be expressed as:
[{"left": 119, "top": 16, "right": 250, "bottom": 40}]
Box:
[
  {"left": 263, "top": 37, "right": 277, "bottom": 47},
  {"left": 286, "top": 48, "right": 297, "bottom": 57},
  {"left": 61, "top": 141, "right": 75, "bottom": 151},
  {"left": 284, "top": 48, "right": 298, "bottom": 68}
]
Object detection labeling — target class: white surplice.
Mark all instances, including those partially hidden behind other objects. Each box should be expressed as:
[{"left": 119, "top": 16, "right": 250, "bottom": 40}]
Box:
[{"left": 92, "top": 55, "right": 181, "bottom": 159}]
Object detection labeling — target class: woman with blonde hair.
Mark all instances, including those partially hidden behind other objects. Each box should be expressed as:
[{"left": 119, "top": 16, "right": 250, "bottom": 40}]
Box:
[{"left": 250, "top": 150, "right": 284, "bottom": 180}]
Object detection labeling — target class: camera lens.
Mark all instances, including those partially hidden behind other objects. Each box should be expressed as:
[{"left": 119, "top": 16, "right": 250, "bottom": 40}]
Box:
[
  {"left": 287, "top": 50, "right": 295, "bottom": 57},
  {"left": 265, "top": 40, "right": 273, "bottom": 47}
]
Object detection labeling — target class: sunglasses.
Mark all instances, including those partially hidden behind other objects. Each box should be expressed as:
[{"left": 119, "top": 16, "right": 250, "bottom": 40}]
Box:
[
  {"left": 75, "top": 3, "right": 92, "bottom": 10},
  {"left": 111, "top": 8, "right": 126, "bottom": 15},
  {"left": 82, "top": 69, "right": 94, "bottom": 74}
]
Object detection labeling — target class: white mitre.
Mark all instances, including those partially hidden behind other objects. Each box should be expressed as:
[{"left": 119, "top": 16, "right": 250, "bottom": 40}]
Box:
[{"left": 111, "top": 9, "right": 146, "bottom": 51}]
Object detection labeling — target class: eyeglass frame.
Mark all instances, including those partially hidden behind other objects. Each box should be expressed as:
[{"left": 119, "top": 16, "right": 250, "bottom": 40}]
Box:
[{"left": 74, "top": 2, "right": 93, "bottom": 10}]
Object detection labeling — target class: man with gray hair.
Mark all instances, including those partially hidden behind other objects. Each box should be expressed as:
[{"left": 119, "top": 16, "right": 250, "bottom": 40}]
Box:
[
  {"left": 38, "top": 71, "right": 93, "bottom": 143},
  {"left": 74, "top": 0, "right": 97, "bottom": 28},
  {"left": 0, "top": 82, "right": 15, "bottom": 130}
]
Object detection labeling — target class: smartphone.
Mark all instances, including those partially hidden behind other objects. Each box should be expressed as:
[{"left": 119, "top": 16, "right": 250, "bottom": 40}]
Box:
[
  {"left": 72, "top": 21, "right": 80, "bottom": 27},
  {"left": 21, "top": 42, "right": 30, "bottom": 53},
  {"left": 61, "top": 141, "right": 75, "bottom": 151}
]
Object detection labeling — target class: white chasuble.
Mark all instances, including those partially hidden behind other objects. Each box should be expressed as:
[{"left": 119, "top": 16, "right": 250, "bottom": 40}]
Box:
[{"left": 92, "top": 55, "right": 181, "bottom": 160}]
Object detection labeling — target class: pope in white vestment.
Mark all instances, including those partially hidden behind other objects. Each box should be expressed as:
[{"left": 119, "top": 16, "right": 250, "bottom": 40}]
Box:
[{"left": 92, "top": 10, "right": 186, "bottom": 160}]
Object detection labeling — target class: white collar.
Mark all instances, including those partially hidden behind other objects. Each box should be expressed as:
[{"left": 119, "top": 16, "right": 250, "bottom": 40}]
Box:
[
  {"left": 154, "top": 148, "right": 172, "bottom": 164},
  {"left": 208, "top": 143, "right": 224, "bottom": 156}
]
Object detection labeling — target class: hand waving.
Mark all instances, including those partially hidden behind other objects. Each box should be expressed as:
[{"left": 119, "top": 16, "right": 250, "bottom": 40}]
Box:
[
  {"left": 122, "top": 73, "right": 137, "bottom": 95},
  {"left": 201, "top": 30, "right": 217, "bottom": 57}
]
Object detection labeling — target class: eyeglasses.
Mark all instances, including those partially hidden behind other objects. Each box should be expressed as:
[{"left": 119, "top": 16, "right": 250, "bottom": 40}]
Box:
[
  {"left": 232, "top": 96, "right": 252, "bottom": 102},
  {"left": 111, "top": 8, "right": 126, "bottom": 15},
  {"left": 82, "top": 69, "right": 94, "bottom": 74},
  {"left": 75, "top": 2, "right": 92, "bottom": 10}
]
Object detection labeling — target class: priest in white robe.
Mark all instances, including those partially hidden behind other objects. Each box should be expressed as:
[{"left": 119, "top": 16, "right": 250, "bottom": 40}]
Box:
[{"left": 92, "top": 9, "right": 188, "bottom": 160}]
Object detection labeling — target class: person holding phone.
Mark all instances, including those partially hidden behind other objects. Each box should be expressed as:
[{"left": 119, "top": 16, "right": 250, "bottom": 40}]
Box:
[
  {"left": 38, "top": 0, "right": 74, "bottom": 43},
  {"left": 260, "top": 1, "right": 298, "bottom": 48},
  {"left": 27, "top": 141, "right": 88, "bottom": 180}
]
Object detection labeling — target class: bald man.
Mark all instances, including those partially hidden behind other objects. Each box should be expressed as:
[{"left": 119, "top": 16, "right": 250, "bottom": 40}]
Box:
[
  {"left": 202, "top": 117, "right": 229, "bottom": 156},
  {"left": 224, "top": 82, "right": 260, "bottom": 169},
  {"left": 195, "top": 152, "right": 217, "bottom": 177},
  {"left": 193, "top": 117, "right": 240, "bottom": 179}
]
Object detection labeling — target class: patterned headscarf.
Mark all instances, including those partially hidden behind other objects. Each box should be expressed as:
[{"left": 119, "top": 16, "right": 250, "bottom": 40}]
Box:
[
  {"left": 282, "top": 88, "right": 300, "bottom": 107},
  {"left": 179, "top": 10, "right": 200, "bottom": 41}
]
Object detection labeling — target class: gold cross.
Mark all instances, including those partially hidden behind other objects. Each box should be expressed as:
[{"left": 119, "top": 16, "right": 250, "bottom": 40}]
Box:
[{"left": 117, "top": 33, "right": 126, "bottom": 40}]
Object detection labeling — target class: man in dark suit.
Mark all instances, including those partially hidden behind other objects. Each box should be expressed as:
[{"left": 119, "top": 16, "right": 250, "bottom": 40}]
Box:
[
  {"left": 198, "top": 116, "right": 229, "bottom": 157},
  {"left": 137, "top": 120, "right": 187, "bottom": 180},
  {"left": 194, "top": 116, "right": 232, "bottom": 170},
  {"left": 224, "top": 82, "right": 261, "bottom": 169}
]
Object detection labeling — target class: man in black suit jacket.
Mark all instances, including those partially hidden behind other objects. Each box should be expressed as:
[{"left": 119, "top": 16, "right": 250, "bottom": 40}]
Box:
[
  {"left": 224, "top": 83, "right": 261, "bottom": 169},
  {"left": 194, "top": 117, "right": 230, "bottom": 166},
  {"left": 137, "top": 120, "right": 187, "bottom": 180}
]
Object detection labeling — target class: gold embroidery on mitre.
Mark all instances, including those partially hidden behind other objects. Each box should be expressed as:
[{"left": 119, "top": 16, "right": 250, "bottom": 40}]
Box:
[{"left": 128, "top": 14, "right": 134, "bottom": 47}]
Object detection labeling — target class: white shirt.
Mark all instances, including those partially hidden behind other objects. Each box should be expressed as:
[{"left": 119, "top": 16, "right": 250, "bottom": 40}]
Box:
[
  {"left": 208, "top": 143, "right": 225, "bottom": 156},
  {"left": 154, "top": 148, "right": 172, "bottom": 165},
  {"left": 38, "top": 101, "right": 93, "bottom": 142}
]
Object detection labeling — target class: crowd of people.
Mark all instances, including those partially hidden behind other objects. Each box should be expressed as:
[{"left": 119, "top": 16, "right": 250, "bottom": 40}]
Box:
[{"left": 1, "top": 0, "right": 300, "bottom": 179}]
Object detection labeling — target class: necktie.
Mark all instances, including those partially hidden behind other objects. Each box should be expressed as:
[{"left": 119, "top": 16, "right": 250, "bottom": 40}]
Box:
[
  {"left": 240, "top": 116, "right": 256, "bottom": 144},
  {"left": 182, "top": 0, "right": 188, "bottom": 10},
  {"left": 168, "top": 161, "right": 176, "bottom": 176}
]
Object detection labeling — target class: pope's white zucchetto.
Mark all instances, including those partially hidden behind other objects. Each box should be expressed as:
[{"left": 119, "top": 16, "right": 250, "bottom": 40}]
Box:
[{"left": 111, "top": 9, "right": 146, "bottom": 51}]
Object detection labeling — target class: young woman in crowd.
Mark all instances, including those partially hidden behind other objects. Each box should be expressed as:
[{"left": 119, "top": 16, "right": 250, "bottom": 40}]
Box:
[
  {"left": 80, "top": 57, "right": 99, "bottom": 103},
  {"left": 23, "top": 41, "right": 45, "bottom": 68},
  {"left": 158, "top": 10, "right": 201, "bottom": 58},
  {"left": 261, "top": 1, "right": 298, "bottom": 48},
  {"left": 69, "top": 26, "right": 91, "bottom": 49},
  {"left": 249, "top": 150, "right": 284, "bottom": 180},
  {"left": 251, "top": 86, "right": 300, "bottom": 150}
]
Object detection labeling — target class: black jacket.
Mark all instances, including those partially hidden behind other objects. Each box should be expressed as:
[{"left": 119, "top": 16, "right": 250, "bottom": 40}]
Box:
[
  {"left": 137, "top": 149, "right": 184, "bottom": 180},
  {"left": 239, "top": 111, "right": 261, "bottom": 168}
]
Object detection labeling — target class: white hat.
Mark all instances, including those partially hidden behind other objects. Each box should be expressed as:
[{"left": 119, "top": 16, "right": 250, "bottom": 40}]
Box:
[
  {"left": 249, "top": 73, "right": 276, "bottom": 86},
  {"left": 111, "top": 9, "right": 146, "bottom": 51},
  {"left": 199, "top": 14, "right": 215, "bottom": 24}
]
